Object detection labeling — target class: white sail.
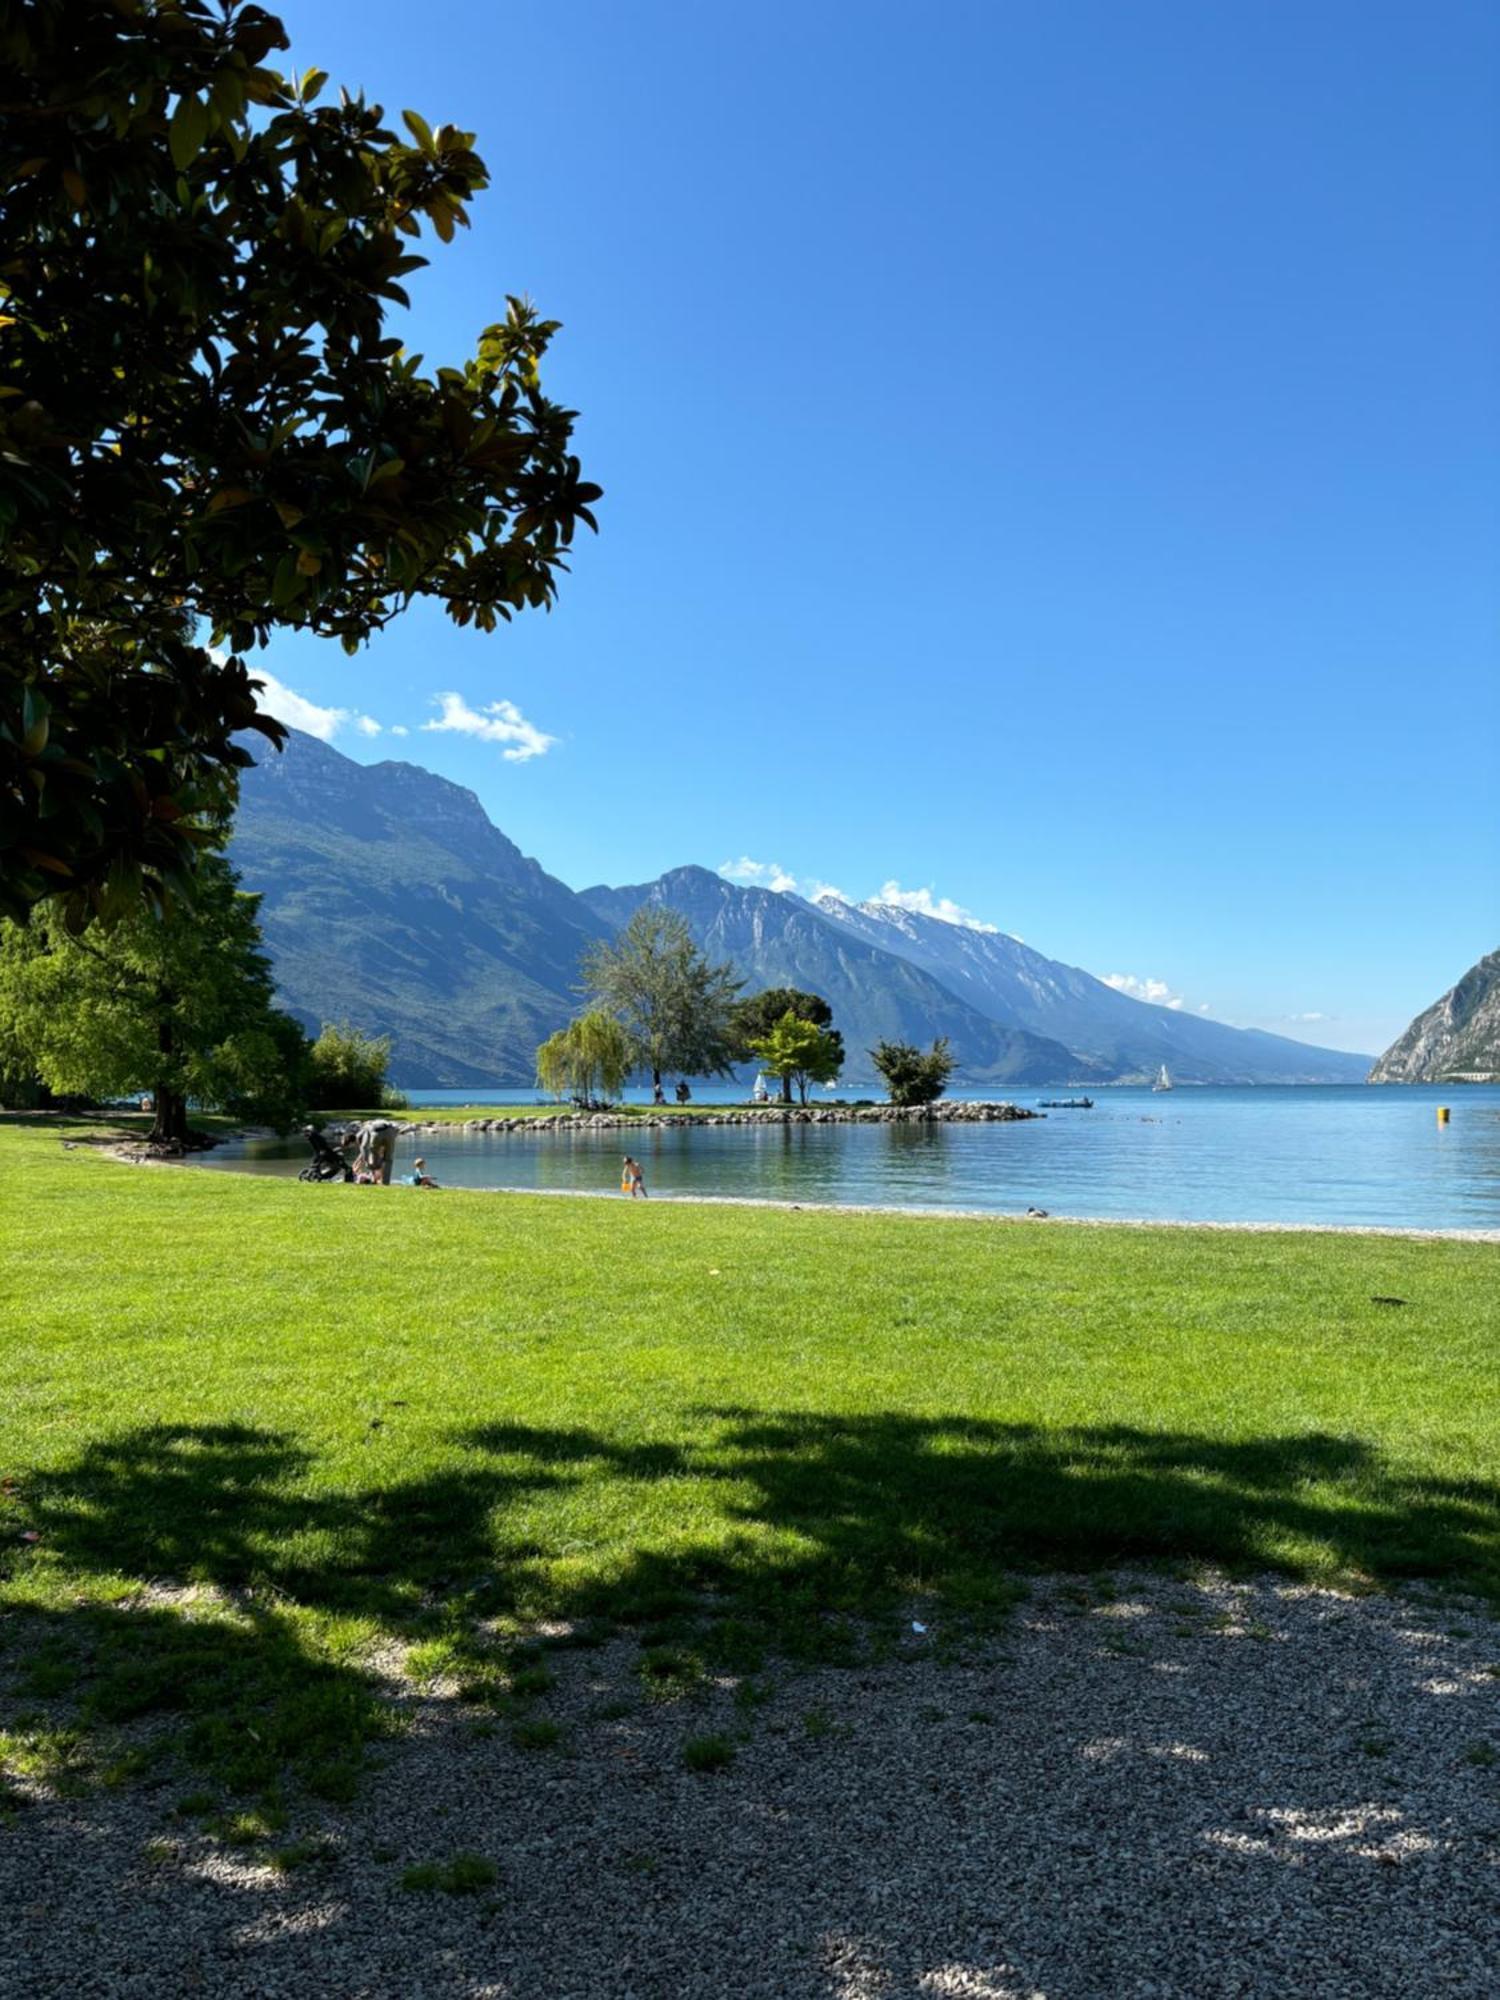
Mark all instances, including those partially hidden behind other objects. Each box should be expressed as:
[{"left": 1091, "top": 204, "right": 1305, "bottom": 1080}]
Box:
[{"left": 1153, "top": 1064, "right": 1173, "bottom": 1092}]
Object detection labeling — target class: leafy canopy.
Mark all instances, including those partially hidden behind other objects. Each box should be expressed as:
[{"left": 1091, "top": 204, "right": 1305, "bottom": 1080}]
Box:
[
  {"left": 869, "top": 1036, "right": 955, "bottom": 1107},
  {"left": 730, "top": 986, "right": 838, "bottom": 1053},
  {"left": 581, "top": 907, "right": 740, "bottom": 1088},
  {"left": 0, "top": 0, "right": 599, "bottom": 926},
  {"left": 0, "top": 846, "right": 308, "bottom": 1140},
  {"left": 747, "top": 1011, "right": 844, "bottom": 1106}
]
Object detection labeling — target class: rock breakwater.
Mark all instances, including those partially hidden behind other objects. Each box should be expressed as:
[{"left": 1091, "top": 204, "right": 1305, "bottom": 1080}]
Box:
[{"left": 397, "top": 1102, "right": 1040, "bottom": 1136}]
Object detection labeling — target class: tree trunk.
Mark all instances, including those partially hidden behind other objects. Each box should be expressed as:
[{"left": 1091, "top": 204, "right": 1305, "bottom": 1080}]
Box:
[
  {"left": 149, "top": 1012, "right": 188, "bottom": 1145},
  {"left": 150, "top": 1086, "right": 189, "bottom": 1146},
  {"left": 780, "top": 1074, "right": 793, "bottom": 1104}
]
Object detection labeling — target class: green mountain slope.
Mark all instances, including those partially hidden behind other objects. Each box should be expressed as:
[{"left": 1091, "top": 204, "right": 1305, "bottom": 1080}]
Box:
[{"left": 231, "top": 730, "right": 610, "bottom": 1087}]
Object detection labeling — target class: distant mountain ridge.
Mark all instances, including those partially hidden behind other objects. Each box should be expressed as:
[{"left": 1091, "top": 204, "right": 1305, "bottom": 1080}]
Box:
[
  {"left": 809, "top": 895, "right": 1370, "bottom": 1086},
  {"left": 231, "top": 728, "right": 1371, "bottom": 1088},
  {"left": 1368, "top": 950, "right": 1500, "bottom": 1082},
  {"left": 577, "top": 868, "right": 1085, "bottom": 1086}
]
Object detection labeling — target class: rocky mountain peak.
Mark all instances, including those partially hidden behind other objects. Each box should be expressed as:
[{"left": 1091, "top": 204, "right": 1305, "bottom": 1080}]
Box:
[{"left": 1368, "top": 949, "right": 1500, "bottom": 1082}]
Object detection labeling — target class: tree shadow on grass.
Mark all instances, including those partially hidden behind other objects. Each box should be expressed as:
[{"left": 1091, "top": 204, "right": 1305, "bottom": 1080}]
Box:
[
  {"left": 666, "top": 1411, "right": 1499, "bottom": 1618},
  {"left": 3, "top": 1422, "right": 586, "bottom": 1800},
  {"left": 451, "top": 1413, "right": 1499, "bottom": 1648},
  {"left": 4, "top": 1413, "right": 1496, "bottom": 1803}
]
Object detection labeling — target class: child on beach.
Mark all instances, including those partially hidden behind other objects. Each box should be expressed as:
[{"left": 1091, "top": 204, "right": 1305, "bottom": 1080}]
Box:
[{"left": 621, "top": 1155, "right": 647, "bottom": 1198}]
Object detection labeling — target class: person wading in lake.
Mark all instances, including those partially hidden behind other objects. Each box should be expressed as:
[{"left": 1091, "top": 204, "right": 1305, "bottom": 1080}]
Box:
[{"left": 621, "top": 1155, "right": 647, "bottom": 1198}]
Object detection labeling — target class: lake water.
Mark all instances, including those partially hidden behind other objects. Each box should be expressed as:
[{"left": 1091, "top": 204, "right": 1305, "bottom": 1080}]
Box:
[{"left": 203, "top": 1085, "right": 1500, "bottom": 1232}]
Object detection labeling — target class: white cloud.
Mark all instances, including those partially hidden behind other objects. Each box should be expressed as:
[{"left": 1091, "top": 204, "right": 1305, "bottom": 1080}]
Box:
[
  {"left": 422, "top": 692, "right": 556, "bottom": 762},
  {"left": 719, "top": 857, "right": 799, "bottom": 893},
  {"left": 1289, "top": 1010, "right": 1329, "bottom": 1023},
  {"left": 715, "top": 865, "right": 1001, "bottom": 930},
  {"left": 872, "top": 880, "right": 998, "bottom": 933},
  {"left": 389, "top": 724, "right": 410, "bottom": 737},
  {"left": 251, "top": 671, "right": 346, "bottom": 743},
  {"left": 251, "top": 670, "right": 382, "bottom": 744},
  {"left": 1103, "top": 972, "right": 1186, "bottom": 1011}
]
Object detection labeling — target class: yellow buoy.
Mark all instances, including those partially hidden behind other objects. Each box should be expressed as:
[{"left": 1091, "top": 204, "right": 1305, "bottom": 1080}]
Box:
[{"left": 1437, "top": 1106, "right": 1450, "bottom": 1125}]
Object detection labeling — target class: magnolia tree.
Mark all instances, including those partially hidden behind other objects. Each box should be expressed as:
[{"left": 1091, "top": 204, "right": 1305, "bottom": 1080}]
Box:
[{"left": 0, "top": 0, "right": 599, "bottom": 926}]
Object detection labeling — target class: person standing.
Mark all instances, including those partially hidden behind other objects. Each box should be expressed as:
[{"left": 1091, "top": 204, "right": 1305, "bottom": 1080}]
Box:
[
  {"left": 621, "top": 1155, "right": 647, "bottom": 1198},
  {"left": 353, "top": 1118, "right": 400, "bottom": 1185}
]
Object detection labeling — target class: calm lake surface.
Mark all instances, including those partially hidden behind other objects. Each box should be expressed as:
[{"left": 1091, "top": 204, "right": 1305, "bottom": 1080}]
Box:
[{"left": 204, "top": 1085, "right": 1500, "bottom": 1232}]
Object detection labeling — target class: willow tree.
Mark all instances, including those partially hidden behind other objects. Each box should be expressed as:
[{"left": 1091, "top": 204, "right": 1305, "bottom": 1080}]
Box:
[
  {"left": 536, "top": 1011, "right": 633, "bottom": 1105},
  {"left": 0, "top": 0, "right": 599, "bottom": 926}
]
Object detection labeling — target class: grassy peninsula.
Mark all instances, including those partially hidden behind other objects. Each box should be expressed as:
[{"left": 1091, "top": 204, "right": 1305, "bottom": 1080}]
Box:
[{"left": 3, "top": 1113, "right": 1497, "bottom": 1811}]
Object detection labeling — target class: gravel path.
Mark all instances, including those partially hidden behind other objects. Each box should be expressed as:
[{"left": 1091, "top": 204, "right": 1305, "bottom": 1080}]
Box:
[{"left": 4, "top": 1572, "right": 1499, "bottom": 1998}]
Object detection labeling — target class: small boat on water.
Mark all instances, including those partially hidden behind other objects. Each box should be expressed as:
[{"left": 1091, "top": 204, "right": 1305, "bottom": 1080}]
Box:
[
  {"left": 1038, "top": 1096, "right": 1094, "bottom": 1109},
  {"left": 1153, "top": 1064, "right": 1173, "bottom": 1092}
]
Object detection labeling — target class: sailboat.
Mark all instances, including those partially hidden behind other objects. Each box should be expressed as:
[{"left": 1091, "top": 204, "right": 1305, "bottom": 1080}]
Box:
[{"left": 1153, "top": 1064, "right": 1173, "bottom": 1092}]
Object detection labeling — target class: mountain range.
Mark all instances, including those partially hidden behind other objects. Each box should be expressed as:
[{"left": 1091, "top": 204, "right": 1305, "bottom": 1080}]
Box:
[
  {"left": 1368, "top": 950, "right": 1500, "bottom": 1083},
  {"left": 578, "top": 869, "right": 1081, "bottom": 1084},
  {"left": 231, "top": 728, "right": 1371, "bottom": 1088}
]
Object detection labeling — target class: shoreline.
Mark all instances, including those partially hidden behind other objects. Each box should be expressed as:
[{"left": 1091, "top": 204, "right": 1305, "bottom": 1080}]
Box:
[
  {"left": 463, "top": 1183, "right": 1500, "bottom": 1240},
  {"left": 187, "top": 1156, "right": 1495, "bottom": 1241}
]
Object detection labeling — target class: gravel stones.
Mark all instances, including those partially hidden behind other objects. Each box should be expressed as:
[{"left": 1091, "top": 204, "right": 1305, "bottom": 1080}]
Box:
[{"left": 3, "top": 1572, "right": 1498, "bottom": 1998}]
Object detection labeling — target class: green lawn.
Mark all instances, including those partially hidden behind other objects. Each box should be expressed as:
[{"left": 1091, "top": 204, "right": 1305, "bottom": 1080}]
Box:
[{"left": 2, "top": 1112, "right": 1497, "bottom": 1808}]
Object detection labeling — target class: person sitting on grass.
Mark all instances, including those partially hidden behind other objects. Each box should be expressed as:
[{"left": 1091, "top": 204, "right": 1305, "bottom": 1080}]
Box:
[{"left": 405, "top": 1157, "right": 439, "bottom": 1189}]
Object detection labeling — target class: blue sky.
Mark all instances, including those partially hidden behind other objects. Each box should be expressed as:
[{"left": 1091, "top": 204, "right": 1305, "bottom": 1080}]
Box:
[{"left": 259, "top": 1, "right": 1498, "bottom": 1056}]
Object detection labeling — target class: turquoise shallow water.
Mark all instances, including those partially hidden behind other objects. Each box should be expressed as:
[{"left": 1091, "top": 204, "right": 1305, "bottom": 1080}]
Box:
[{"left": 205, "top": 1085, "right": 1500, "bottom": 1232}]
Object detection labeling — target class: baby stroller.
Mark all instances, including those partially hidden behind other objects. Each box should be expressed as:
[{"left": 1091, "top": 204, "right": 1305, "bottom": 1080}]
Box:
[{"left": 298, "top": 1125, "right": 354, "bottom": 1183}]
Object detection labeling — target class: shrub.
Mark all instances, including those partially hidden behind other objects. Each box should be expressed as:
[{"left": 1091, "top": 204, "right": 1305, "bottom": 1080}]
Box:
[
  {"left": 869, "top": 1036, "right": 955, "bottom": 1106},
  {"left": 308, "top": 1023, "right": 391, "bottom": 1109}
]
